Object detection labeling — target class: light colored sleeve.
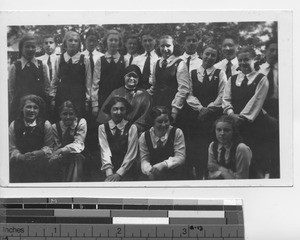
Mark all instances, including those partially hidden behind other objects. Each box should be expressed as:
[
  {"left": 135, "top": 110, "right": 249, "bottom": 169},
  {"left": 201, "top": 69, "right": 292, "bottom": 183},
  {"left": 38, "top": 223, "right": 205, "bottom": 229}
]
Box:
[
  {"left": 207, "top": 142, "right": 223, "bottom": 179},
  {"left": 222, "top": 76, "right": 234, "bottom": 115},
  {"left": 8, "top": 64, "right": 16, "bottom": 105},
  {"left": 99, "top": 124, "right": 113, "bottom": 172},
  {"left": 171, "top": 61, "right": 190, "bottom": 114},
  {"left": 60, "top": 119, "right": 87, "bottom": 154},
  {"left": 164, "top": 128, "right": 186, "bottom": 169},
  {"left": 208, "top": 70, "right": 227, "bottom": 108},
  {"left": 50, "top": 56, "right": 60, "bottom": 98},
  {"left": 41, "top": 120, "right": 54, "bottom": 158},
  {"left": 41, "top": 62, "right": 51, "bottom": 97},
  {"left": 84, "top": 57, "right": 91, "bottom": 103},
  {"left": 139, "top": 132, "right": 153, "bottom": 176},
  {"left": 230, "top": 143, "right": 252, "bottom": 179},
  {"left": 240, "top": 76, "right": 269, "bottom": 122},
  {"left": 52, "top": 123, "right": 60, "bottom": 151},
  {"left": 91, "top": 57, "right": 101, "bottom": 107},
  {"left": 9, "top": 121, "right": 21, "bottom": 161},
  {"left": 116, "top": 124, "right": 139, "bottom": 177},
  {"left": 148, "top": 59, "right": 157, "bottom": 95}
]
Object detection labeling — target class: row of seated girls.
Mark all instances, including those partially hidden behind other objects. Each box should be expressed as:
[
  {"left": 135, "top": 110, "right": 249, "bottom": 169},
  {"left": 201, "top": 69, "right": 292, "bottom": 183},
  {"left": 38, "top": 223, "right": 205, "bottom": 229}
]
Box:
[
  {"left": 8, "top": 28, "right": 279, "bottom": 182},
  {"left": 9, "top": 93, "right": 251, "bottom": 182}
]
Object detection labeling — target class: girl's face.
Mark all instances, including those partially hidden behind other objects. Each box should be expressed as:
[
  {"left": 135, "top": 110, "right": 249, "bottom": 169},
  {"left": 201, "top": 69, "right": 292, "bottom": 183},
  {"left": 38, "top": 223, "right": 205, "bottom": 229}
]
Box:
[
  {"left": 202, "top": 47, "right": 218, "bottom": 69},
  {"left": 22, "top": 40, "right": 37, "bottom": 60},
  {"left": 124, "top": 71, "right": 139, "bottom": 90},
  {"left": 153, "top": 114, "right": 170, "bottom": 136},
  {"left": 60, "top": 107, "right": 76, "bottom": 127},
  {"left": 159, "top": 38, "right": 174, "bottom": 59},
  {"left": 110, "top": 102, "right": 126, "bottom": 124},
  {"left": 107, "top": 33, "right": 119, "bottom": 54},
  {"left": 66, "top": 34, "right": 80, "bottom": 55},
  {"left": 23, "top": 100, "right": 39, "bottom": 123},
  {"left": 215, "top": 122, "right": 233, "bottom": 146},
  {"left": 237, "top": 51, "right": 255, "bottom": 74}
]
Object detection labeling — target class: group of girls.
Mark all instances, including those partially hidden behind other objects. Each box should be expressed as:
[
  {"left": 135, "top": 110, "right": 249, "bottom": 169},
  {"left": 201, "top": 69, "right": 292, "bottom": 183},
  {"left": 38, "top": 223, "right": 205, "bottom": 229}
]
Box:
[{"left": 8, "top": 28, "right": 279, "bottom": 182}]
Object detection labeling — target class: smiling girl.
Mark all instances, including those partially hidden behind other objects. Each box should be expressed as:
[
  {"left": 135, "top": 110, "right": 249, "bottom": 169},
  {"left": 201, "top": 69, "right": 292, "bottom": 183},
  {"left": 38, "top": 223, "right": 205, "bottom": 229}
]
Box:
[
  {"left": 139, "top": 106, "right": 186, "bottom": 181},
  {"left": 50, "top": 101, "right": 87, "bottom": 182},
  {"left": 207, "top": 115, "right": 252, "bottom": 179},
  {"left": 98, "top": 97, "right": 139, "bottom": 182},
  {"left": 9, "top": 94, "right": 53, "bottom": 182},
  {"left": 186, "top": 44, "right": 227, "bottom": 179}
]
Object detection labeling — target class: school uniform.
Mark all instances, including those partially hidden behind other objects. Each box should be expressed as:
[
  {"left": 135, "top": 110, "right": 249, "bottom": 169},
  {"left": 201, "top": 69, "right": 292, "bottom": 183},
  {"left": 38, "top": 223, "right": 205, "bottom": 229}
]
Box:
[
  {"left": 185, "top": 66, "right": 226, "bottom": 179},
  {"left": 208, "top": 141, "right": 252, "bottom": 179},
  {"left": 180, "top": 52, "right": 202, "bottom": 76},
  {"left": 222, "top": 71, "right": 277, "bottom": 177},
  {"left": 98, "top": 119, "right": 139, "bottom": 180},
  {"left": 91, "top": 52, "right": 125, "bottom": 110},
  {"left": 9, "top": 119, "right": 53, "bottom": 182},
  {"left": 139, "top": 126, "right": 186, "bottom": 180},
  {"left": 151, "top": 56, "right": 190, "bottom": 116},
  {"left": 8, "top": 57, "right": 51, "bottom": 122},
  {"left": 51, "top": 118, "right": 87, "bottom": 182},
  {"left": 131, "top": 50, "right": 159, "bottom": 89},
  {"left": 51, "top": 52, "right": 91, "bottom": 120},
  {"left": 36, "top": 53, "right": 59, "bottom": 83},
  {"left": 214, "top": 57, "right": 239, "bottom": 79},
  {"left": 124, "top": 53, "right": 139, "bottom": 67},
  {"left": 259, "top": 62, "right": 279, "bottom": 118}
]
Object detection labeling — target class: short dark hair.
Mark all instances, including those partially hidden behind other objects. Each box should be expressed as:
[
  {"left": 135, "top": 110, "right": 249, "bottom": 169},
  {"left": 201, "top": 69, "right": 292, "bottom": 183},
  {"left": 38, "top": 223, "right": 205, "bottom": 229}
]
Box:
[
  {"left": 148, "top": 106, "right": 173, "bottom": 126},
  {"left": 58, "top": 100, "right": 78, "bottom": 116},
  {"left": 103, "top": 96, "right": 132, "bottom": 115},
  {"left": 201, "top": 44, "right": 220, "bottom": 62},
  {"left": 42, "top": 35, "right": 57, "bottom": 44},
  {"left": 237, "top": 46, "right": 256, "bottom": 59},
  {"left": 265, "top": 38, "right": 278, "bottom": 50},
  {"left": 183, "top": 30, "right": 200, "bottom": 41},
  {"left": 124, "top": 33, "right": 139, "bottom": 43},
  {"left": 140, "top": 30, "right": 155, "bottom": 39},
  {"left": 85, "top": 29, "right": 99, "bottom": 40},
  {"left": 222, "top": 34, "right": 238, "bottom": 45}
]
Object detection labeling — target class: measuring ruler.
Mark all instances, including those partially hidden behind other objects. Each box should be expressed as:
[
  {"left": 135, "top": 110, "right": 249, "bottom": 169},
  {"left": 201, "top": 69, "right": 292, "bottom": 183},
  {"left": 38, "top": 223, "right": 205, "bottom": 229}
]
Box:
[{"left": 0, "top": 198, "right": 244, "bottom": 239}]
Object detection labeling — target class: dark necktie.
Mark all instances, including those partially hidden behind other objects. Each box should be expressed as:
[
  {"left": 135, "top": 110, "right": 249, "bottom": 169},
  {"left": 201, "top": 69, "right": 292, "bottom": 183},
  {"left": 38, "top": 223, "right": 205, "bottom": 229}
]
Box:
[
  {"left": 186, "top": 56, "right": 191, "bottom": 72},
  {"left": 219, "top": 146, "right": 226, "bottom": 166},
  {"left": 157, "top": 139, "right": 164, "bottom": 149},
  {"left": 110, "top": 56, "right": 115, "bottom": 66},
  {"left": 114, "top": 126, "right": 121, "bottom": 137},
  {"left": 267, "top": 65, "right": 274, "bottom": 98},
  {"left": 203, "top": 70, "right": 210, "bottom": 84},
  {"left": 161, "top": 59, "right": 168, "bottom": 69},
  {"left": 241, "top": 75, "right": 248, "bottom": 87},
  {"left": 129, "top": 55, "right": 133, "bottom": 65},
  {"left": 62, "top": 127, "right": 73, "bottom": 146},
  {"left": 89, "top": 51, "right": 94, "bottom": 78},
  {"left": 226, "top": 60, "right": 232, "bottom": 79},
  {"left": 142, "top": 51, "right": 151, "bottom": 78},
  {"left": 68, "top": 58, "right": 72, "bottom": 65},
  {"left": 47, "top": 56, "right": 53, "bottom": 81}
]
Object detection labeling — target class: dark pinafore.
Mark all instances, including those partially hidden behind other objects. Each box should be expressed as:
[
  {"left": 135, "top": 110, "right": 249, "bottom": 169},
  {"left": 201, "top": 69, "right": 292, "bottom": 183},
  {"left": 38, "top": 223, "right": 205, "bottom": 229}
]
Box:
[
  {"left": 53, "top": 120, "right": 85, "bottom": 182},
  {"left": 230, "top": 73, "right": 275, "bottom": 177},
  {"left": 10, "top": 118, "right": 49, "bottom": 182},
  {"left": 144, "top": 127, "right": 182, "bottom": 180},
  {"left": 104, "top": 122, "right": 135, "bottom": 179},
  {"left": 98, "top": 55, "right": 125, "bottom": 109},
  {"left": 10, "top": 60, "right": 46, "bottom": 123},
  {"left": 55, "top": 54, "right": 86, "bottom": 120},
  {"left": 152, "top": 59, "right": 183, "bottom": 108}
]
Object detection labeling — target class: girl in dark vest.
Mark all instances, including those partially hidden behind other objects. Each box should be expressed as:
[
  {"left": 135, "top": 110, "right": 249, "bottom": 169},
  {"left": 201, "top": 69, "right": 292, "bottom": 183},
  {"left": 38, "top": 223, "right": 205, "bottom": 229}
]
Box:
[
  {"left": 50, "top": 101, "right": 87, "bottom": 182},
  {"left": 186, "top": 44, "right": 227, "bottom": 179},
  {"left": 8, "top": 34, "right": 51, "bottom": 123},
  {"left": 139, "top": 106, "right": 186, "bottom": 181},
  {"left": 208, "top": 115, "right": 252, "bottom": 179},
  {"left": 91, "top": 30, "right": 126, "bottom": 116},
  {"left": 98, "top": 97, "right": 138, "bottom": 182},
  {"left": 223, "top": 46, "right": 276, "bottom": 178},
  {"left": 151, "top": 35, "right": 189, "bottom": 124},
  {"left": 51, "top": 31, "right": 91, "bottom": 122},
  {"left": 9, "top": 95, "right": 53, "bottom": 183}
]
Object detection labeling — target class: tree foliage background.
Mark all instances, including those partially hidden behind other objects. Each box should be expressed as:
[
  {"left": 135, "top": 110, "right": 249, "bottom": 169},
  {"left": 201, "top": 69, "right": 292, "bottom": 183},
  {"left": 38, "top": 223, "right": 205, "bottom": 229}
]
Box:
[{"left": 7, "top": 21, "right": 277, "bottom": 62}]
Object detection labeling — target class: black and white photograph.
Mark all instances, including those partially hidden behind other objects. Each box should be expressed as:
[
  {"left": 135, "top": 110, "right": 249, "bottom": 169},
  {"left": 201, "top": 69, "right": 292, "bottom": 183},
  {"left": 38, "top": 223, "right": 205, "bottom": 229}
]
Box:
[{"left": 0, "top": 11, "right": 292, "bottom": 187}]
